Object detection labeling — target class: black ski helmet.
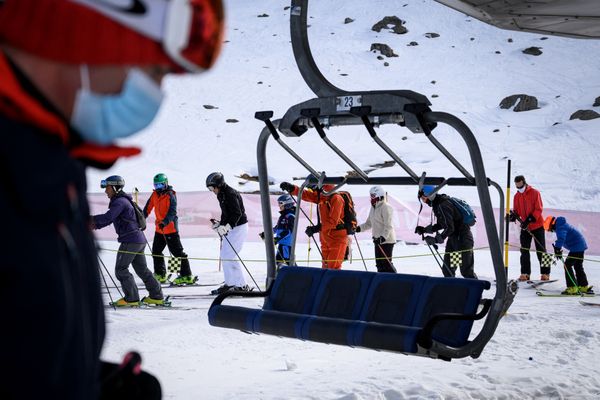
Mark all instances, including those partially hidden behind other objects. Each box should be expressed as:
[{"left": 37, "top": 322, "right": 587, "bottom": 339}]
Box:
[
  {"left": 101, "top": 175, "right": 125, "bottom": 192},
  {"left": 206, "top": 172, "right": 225, "bottom": 188}
]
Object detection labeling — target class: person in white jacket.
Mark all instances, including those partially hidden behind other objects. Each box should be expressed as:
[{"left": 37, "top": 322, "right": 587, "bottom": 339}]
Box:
[{"left": 355, "top": 186, "right": 397, "bottom": 273}]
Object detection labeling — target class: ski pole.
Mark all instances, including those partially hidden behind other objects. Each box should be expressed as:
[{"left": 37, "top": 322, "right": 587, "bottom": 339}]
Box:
[
  {"left": 376, "top": 242, "right": 394, "bottom": 270},
  {"left": 421, "top": 234, "right": 453, "bottom": 276},
  {"left": 218, "top": 236, "right": 223, "bottom": 272},
  {"left": 288, "top": 196, "right": 323, "bottom": 258},
  {"left": 352, "top": 234, "right": 368, "bottom": 271},
  {"left": 98, "top": 264, "right": 116, "bottom": 310},
  {"left": 307, "top": 202, "right": 313, "bottom": 265},
  {"left": 97, "top": 253, "right": 123, "bottom": 298},
  {"left": 211, "top": 219, "right": 260, "bottom": 290}
]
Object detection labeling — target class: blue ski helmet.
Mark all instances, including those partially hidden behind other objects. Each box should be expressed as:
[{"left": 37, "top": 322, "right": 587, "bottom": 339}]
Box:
[
  {"left": 277, "top": 194, "right": 294, "bottom": 209},
  {"left": 418, "top": 185, "right": 437, "bottom": 201}
]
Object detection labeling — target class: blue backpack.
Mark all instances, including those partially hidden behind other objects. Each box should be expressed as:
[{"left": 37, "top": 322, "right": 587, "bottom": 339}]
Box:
[{"left": 448, "top": 197, "right": 476, "bottom": 227}]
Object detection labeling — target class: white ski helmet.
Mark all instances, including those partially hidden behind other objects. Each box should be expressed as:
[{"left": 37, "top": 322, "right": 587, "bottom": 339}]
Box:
[{"left": 369, "top": 186, "right": 385, "bottom": 199}]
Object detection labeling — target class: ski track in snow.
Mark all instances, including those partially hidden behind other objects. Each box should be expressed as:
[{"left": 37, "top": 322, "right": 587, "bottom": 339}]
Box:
[{"left": 92, "top": 0, "right": 600, "bottom": 398}]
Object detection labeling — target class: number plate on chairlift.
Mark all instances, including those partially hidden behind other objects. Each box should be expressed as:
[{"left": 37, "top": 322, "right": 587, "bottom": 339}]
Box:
[{"left": 336, "top": 95, "right": 362, "bottom": 111}]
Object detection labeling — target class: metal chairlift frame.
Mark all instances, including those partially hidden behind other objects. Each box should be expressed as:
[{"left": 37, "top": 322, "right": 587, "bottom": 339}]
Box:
[{"left": 254, "top": 0, "right": 517, "bottom": 360}]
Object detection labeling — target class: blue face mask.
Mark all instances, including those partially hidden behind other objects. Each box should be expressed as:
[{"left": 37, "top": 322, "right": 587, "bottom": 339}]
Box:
[{"left": 71, "top": 66, "right": 164, "bottom": 145}]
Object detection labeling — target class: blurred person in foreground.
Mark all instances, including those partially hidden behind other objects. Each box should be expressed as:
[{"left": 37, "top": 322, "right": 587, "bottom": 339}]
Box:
[{"left": 0, "top": 0, "right": 224, "bottom": 398}]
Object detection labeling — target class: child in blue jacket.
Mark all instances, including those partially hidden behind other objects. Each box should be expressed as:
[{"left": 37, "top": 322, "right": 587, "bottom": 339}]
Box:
[
  {"left": 260, "top": 194, "right": 296, "bottom": 267},
  {"left": 544, "top": 216, "right": 593, "bottom": 295}
]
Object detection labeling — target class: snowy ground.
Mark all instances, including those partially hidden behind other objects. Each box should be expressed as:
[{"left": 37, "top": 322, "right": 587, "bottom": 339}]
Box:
[{"left": 99, "top": 238, "right": 600, "bottom": 399}]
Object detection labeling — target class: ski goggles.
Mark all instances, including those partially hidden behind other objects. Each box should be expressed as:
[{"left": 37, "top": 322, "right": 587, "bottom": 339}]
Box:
[
  {"left": 154, "top": 182, "right": 167, "bottom": 190},
  {"left": 74, "top": 0, "right": 224, "bottom": 72},
  {"left": 101, "top": 179, "right": 122, "bottom": 188}
]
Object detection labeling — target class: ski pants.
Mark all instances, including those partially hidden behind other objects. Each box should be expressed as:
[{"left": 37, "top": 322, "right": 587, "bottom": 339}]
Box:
[
  {"left": 520, "top": 227, "right": 549, "bottom": 276},
  {"left": 116, "top": 242, "right": 162, "bottom": 301},
  {"left": 374, "top": 242, "right": 397, "bottom": 273},
  {"left": 443, "top": 231, "right": 477, "bottom": 279},
  {"left": 320, "top": 231, "right": 348, "bottom": 269},
  {"left": 563, "top": 251, "right": 588, "bottom": 287},
  {"left": 151, "top": 231, "right": 191, "bottom": 276},
  {"left": 276, "top": 244, "right": 291, "bottom": 265},
  {"left": 220, "top": 223, "right": 248, "bottom": 287}
]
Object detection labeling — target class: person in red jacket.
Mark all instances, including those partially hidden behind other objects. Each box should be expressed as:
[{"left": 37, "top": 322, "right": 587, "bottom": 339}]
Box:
[
  {"left": 509, "top": 175, "right": 550, "bottom": 281},
  {"left": 144, "top": 173, "right": 197, "bottom": 286},
  {"left": 0, "top": 0, "right": 223, "bottom": 397},
  {"left": 280, "top": 182, "right": 348, "bottom": 269}
]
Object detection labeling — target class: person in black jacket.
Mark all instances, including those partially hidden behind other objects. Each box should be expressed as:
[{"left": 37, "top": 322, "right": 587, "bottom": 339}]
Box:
[
  {"left": 415, "top": 186, "right": 477, "bottom": 279},
  {"left": 206, "top": 172, "right": 250, "bottom": 294}
]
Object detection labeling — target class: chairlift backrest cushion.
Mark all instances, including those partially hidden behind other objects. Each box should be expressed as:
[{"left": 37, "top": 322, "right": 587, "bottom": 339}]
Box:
[
  {"left": 263, "top": 266, "right": 325, "bottom": 313},
  {"left": 310, "top": 269, "right": 374, "bottom": 319},
  {"left": 412, "top": 277, "right": 491, "bottom": 347}
]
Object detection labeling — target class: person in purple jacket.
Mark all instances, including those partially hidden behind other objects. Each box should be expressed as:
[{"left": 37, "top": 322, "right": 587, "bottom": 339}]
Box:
[
  {"left": 92, "top": 175, "right": 164, "bottom": 306},
  {"left": 544, "top": 215, "right": 593, "bottom": 295}
]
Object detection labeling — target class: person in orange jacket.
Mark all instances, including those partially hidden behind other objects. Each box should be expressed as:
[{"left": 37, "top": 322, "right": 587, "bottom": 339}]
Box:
[
  {"left": 143, "top": 173, "right": 196, "bottom": 285},
  {"left": 508, "top": 175, "right": 549, "bottom": 281},
  {"left": 280, "top": 182, "right": 348, "bottom": 269}
]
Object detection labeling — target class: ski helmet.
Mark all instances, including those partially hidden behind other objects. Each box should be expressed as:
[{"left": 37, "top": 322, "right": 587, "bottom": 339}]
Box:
[
  {"left": 153, "top": 173, "right": 168, "bottom": 190},
  {"left": 543, "top": 215, "right": 556, "bottom": 232},
  {"left": 369, "top": 186, "right": 385, "bottom": 206},
  {"left": 206, "top": 172, "right": 225, "bottom": 188},
  {"left": 101, "top": 175, "right": 125, "bottom": 192},
  {"left": 418, "top": 185, "right": 437, "bottom": 200},
  {"left": 277, "top": 194, "right": 294, "bottom": 209}
]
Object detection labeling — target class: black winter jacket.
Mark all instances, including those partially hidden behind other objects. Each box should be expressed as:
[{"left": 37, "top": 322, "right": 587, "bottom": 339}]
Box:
[{"left": 217, "top": 184, "right": 248, "bottom": 227}]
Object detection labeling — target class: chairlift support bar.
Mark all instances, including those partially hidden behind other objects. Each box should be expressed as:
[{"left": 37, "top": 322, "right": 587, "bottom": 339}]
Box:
[
  {"left": 301, "top": 108, "right": 369, "bottom": 181},
  {"left": 351, "top": 106, "right": 419, "bottom": 182}
]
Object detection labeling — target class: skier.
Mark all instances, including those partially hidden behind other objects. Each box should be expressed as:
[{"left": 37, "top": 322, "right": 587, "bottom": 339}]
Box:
[
  {"left": 260, "top": 194, "right": 297, "bottom": 267},
  {"left": 206, "top": 172, "right": 250, "bottom": 294},
  {"left": 92, "top": 176, "right": 165, "bottom": 306},
  {"left": 415, "top": 186, "right": 477, "bottom": 279},
  {"left": 544, "top": 216, "right": 594, "bottom": 295},
  {"left": 355, "top": 186, "right": 397, "bottom": 273},
  {"left": 280, "top": 182, "right": 349, "bottom": 269},
  {"left": 508, "top": 175, "right": 550, "bottom": 281},
  {"left": 143, "top": 173, "right": 196, "bottom": 285},
  {"left": 0, "top": 0, "right": 223, "bottom": 396}
]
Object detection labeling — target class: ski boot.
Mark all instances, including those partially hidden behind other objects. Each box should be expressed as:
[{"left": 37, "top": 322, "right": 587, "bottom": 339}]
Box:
[
  {"left": 172, "top": 275, "right": 198, "bottom": 286},
  {"left": 111, "top": 298, "right": 141, "bottom": 307},
  {"left": 540, "top": 274, "right": 550, "bottom": 281},
  {"left": 142, "top": 296, "right": 171, "bottom": 307},
  {"left": 579, "top": 285, "right": 594, "bottom": 294},
  {"left": 211, "top": 284, "right": 233, "bottom": 295},
  {"left": 232, "top": 285, "right": 252, "bottom": 292},
  {"left": 561, "top": 286, "right": 580, "bottom": 295},
  {"left": 153, "top": 273, "right": 171, "bottom": 284},
  {"left": 518, "top": 274, "right": 530, "bottom": 282}
]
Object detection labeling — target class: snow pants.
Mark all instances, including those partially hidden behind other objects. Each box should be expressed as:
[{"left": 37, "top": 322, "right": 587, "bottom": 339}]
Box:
[
  {"left": 320, "top": 230, "right": 348, "bottom": 269},
  {"left": 520, "top": 227, "right": 549, "bottom": 276},
  {"left": 151, "top": 231, "right": 192, "bottom": 276},
  {"left": 375, "top": 242, "right": 397, "bottom": 273},
  {"left": 221, "top": 223, "right": 248, "bottom": 287},
  {"left": 443, "top": 230, "right": 477, "bottom": 279},
  {"left": 563, "top": 251, "right": 589, "bottom": 287},
  {"left": 116, "top": 242, "right": 163, "bottom": 301}
]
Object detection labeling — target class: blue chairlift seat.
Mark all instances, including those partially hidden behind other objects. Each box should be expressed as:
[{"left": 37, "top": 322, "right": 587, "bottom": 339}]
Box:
[{"left": 209, "top": 267, "right": 491, "bottom": 360}]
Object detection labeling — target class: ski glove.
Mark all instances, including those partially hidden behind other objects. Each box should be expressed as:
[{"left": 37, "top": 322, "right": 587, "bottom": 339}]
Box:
[
  {"left": 258, "top": 231, "right": 265, "bottom": 240},
  {"left": 280, "top": 182, "right": 295, "bottom": 193},
  {"left": 215, "top": 223, "right": 232, "bottom": 236},
  {"left": 355, "top": 226, "right": 361, "bottom": 233},
  {"left": 508, "top": 210, "right": 518, "bottom": 223},
  {"left": 210, "top": 219, "right": 220, "bottom": 230},
  {"left": 415, "top": 225, "right": 434, "bottom": 235},
  {"left": 158, "top": 221, "right": 166, "bottom": 230},
  {"left": 373, "top": 236, "right": 385, "bottom": 245},
  {"left": 305, "top": 223, "right": 321, "bottom": 237},
  {"left": 424, "top": 234, "right": 444, "bottom": 246},
  {"left": 521, "top": 214, "right": 535, "bottom": 229},
  {"left": 553, "top": 244, "right": 563, "bottom": 259}
]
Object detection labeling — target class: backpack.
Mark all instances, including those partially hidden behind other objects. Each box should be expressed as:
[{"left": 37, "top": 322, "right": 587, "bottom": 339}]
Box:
[
  {"left": 448, "top": 197, "right": 476, "bottom": 227},
  {"left": 335, "top": 191, "right": 358, "bottom": 234},
  {"left": 124, "top": 196, "right": 147, "bottom": 231}
]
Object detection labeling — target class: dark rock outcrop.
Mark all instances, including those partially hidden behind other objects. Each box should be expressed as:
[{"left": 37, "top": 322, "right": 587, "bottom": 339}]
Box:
[
  {"left": 499, "top": 95, "right": 539, "bottom": 112},
  {"left": 370, "top": 43, "right": 398, "bottom": 57},
  {"left": 523, "top": 47, "right": 542, "bottom": 56},
  {"left": 372, "top": 16, "right": 407, "bottom": 34},
  {"left": 570, "top": 110, "right": 600, "bottom": 121}
]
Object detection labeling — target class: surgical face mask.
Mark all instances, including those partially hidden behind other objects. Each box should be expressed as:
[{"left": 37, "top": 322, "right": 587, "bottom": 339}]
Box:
[
  {"left": 517, "top": 186, "right": 526, "bottom": 193},
  {"left": 71, "top": 65, "right": 164, "bottom": 144}
]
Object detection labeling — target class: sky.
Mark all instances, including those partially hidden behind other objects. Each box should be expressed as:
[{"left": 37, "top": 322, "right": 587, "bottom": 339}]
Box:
[{"left": 95, "top": 1, "right": 600, "bottom": 398}]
